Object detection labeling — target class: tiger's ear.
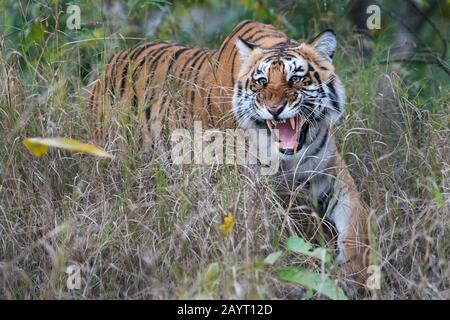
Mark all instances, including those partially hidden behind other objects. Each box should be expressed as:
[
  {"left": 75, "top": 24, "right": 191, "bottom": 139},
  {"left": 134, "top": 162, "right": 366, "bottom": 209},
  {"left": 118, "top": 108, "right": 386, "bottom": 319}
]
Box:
[
  {"left": 235, "top": 36, "right": 256, "bottom": 61},
  {"left": 309, "top": 29, "right": 336, "bottom": 60}
]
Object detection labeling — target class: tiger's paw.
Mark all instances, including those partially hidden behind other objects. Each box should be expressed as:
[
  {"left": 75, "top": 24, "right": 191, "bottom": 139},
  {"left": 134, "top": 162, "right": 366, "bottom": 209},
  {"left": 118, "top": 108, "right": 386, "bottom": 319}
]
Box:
[{"left": 336, "top": 239, "right": 369, "bottom": 287}]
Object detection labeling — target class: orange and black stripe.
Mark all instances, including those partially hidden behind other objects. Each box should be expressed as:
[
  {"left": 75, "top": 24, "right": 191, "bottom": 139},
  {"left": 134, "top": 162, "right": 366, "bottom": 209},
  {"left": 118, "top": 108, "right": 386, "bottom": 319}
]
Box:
[{"left": 89, "top": 20, "right": 295, "bottom": 142}]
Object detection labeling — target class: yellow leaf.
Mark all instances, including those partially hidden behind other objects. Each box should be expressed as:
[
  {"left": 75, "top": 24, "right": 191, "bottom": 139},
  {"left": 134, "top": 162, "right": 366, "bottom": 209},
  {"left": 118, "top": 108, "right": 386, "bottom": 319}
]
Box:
[
  {"left": 23, "top": 137, "right": 114, "bottom": 159},
  {"left": 219, "top": 214, "right": 234, "bottom": 236}
]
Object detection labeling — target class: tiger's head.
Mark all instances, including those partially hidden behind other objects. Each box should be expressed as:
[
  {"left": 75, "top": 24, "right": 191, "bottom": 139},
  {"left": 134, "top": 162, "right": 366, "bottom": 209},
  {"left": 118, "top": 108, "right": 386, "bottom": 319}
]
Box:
[{"left": 232, "top": 30, "right": 345, "bottom": 160}]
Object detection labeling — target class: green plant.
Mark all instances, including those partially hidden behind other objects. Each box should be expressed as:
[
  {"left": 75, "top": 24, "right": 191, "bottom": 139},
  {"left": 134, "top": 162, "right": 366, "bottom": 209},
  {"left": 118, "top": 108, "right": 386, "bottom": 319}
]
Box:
[{"left": 264, "top": 236, "right": 347, "bottom": 300}]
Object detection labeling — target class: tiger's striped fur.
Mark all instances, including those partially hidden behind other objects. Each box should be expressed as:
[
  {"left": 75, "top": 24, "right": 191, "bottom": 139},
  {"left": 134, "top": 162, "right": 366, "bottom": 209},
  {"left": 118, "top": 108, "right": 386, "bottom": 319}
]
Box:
[{"left": 88, "top": 20, "right": 370, "bottom": 285}]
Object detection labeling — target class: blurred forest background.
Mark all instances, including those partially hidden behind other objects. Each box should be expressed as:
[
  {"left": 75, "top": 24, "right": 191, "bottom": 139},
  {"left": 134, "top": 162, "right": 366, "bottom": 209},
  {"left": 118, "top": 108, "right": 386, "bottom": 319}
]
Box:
[{"left": 0, "top": 0, "right": 449, "bottom": 299}]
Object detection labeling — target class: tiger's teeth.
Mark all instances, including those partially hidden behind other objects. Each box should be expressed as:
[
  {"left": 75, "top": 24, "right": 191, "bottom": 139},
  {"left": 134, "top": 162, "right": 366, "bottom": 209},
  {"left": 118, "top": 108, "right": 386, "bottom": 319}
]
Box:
[
  {"left": 275, "top": 141, "right": 283, "bottom": 150},
  {"left": 289, "top": 118, "right": 295, "bottom": 130},
  {"left": 294, "top": 142, "right": 298, "bottom": 154},
  {"left": 266, "top": 120, "right": 273, "bottom": 131},
  {"left": 271, "top": 120, "right": 276, "bottom": 126}
]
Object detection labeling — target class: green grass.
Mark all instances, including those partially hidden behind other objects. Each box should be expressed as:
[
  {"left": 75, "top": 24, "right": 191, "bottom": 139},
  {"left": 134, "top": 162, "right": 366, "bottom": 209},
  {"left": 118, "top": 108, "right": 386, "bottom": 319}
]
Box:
[{"left": 1, "top": 2, "right": 449, "bottom": 300}]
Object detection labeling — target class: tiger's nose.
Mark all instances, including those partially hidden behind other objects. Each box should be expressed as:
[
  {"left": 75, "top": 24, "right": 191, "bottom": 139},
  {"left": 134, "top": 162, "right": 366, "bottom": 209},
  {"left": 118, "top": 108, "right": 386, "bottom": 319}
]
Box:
[{"left": 267, "top": 103, "right": 286, "bottom": 116}]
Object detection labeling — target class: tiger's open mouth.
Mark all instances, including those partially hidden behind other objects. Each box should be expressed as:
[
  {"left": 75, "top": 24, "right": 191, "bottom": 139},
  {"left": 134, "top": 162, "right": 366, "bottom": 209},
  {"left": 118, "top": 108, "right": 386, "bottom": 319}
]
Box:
[{"left": 266, "top": 116, "right": 305, "bottom": 155}]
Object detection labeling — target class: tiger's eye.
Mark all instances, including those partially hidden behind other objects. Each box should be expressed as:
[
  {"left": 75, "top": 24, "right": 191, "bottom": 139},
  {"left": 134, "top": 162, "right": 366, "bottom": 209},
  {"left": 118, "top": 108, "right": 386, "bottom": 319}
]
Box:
[
  {"left": 290, "top": 76, "right": 302, "bottom": 83},
  {"left": 255, "top": 78, "right": 267, "bottom": 86}
]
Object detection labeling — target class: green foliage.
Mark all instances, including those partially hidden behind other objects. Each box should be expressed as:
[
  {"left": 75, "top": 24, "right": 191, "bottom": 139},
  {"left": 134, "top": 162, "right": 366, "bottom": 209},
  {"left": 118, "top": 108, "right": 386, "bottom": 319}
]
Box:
[
  {"left": 277, "top": 266, "right": 347, "bottom": 300},
  {"left": 286, "top": 236, "right": 331, "bottom": 264},
  {"left": 265, "top": 236, "right": 346, "bottom": 300},
  {"left": 263, "top": 250, "right": 283, "bottom": 265}
]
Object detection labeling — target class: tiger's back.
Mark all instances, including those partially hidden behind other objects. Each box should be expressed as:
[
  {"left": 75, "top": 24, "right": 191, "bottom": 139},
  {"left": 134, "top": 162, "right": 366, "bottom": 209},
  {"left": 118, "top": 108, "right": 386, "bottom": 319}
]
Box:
[{"left": 88, "top": 20, "right": 289, "bottom": 146}]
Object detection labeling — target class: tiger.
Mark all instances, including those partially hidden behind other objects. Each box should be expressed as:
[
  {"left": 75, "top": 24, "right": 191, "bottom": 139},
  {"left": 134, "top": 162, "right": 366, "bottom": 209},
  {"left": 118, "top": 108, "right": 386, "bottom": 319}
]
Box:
[{"left": 88, "top": 20, "right": 370, "bottom": 285}]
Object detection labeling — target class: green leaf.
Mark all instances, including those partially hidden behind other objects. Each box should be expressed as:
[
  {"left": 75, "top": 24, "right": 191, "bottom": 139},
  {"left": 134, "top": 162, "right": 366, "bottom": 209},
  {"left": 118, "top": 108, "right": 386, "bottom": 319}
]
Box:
[
  {"left": 264, "top": 250, "right": 283, "bottom": 265},
  {"left": 286, "top": 236, "right": 331, "bottom": 264},
  {"left": 26, "top": 22, "right": 45, "bottom": 44},
  {"left": 306, "top": 287, "right": 314, "bottom": 299},
  {"left": 277, "top": 266, "right": 348, "bottom": 300},
  {"left": 238, "top": 261, "right": 264, "bottom": 272}
]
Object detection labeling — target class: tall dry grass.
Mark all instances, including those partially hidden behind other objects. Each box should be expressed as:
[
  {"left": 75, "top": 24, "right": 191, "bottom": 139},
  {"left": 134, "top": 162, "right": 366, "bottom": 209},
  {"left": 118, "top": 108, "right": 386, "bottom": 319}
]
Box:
[{"left": 0, "top": 30, "right": 449, "bottom": 300}]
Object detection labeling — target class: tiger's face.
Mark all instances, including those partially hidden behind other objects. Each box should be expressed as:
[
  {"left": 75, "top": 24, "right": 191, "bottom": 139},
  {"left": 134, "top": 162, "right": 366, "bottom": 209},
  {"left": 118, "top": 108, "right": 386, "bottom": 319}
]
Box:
[{"left": 232, "top": 30, "right": 345, "bottom": 159}]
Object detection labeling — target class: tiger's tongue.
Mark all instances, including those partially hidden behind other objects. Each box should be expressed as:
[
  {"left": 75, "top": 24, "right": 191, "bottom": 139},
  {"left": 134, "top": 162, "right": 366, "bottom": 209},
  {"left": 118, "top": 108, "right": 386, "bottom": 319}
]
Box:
[{"left": 274, "top": 118, "right": 303, "bottom": 150}]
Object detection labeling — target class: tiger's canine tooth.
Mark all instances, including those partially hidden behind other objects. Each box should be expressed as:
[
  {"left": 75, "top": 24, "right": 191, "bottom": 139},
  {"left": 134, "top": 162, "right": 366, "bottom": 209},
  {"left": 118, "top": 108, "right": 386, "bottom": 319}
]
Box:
[
  {"left": 289, "top": 118, "right": 295, "bottom": 130},
  {"left": 266, "top": 120, "right": 273, "bottom": 131},
  {"left": 275, "top": 141, "right": 283, "bottom": 150}
]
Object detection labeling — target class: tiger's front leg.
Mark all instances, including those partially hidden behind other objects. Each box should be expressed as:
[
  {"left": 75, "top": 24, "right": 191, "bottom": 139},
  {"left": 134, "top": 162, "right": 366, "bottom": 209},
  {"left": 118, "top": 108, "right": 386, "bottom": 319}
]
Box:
[{"left": 327, "top": 156, "right": 370, "bottom": 285}]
